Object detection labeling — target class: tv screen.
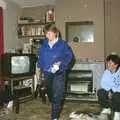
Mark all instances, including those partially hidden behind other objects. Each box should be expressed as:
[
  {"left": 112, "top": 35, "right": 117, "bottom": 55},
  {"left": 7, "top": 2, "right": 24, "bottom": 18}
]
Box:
[
  {"left": 11, "top": 56, "right": 30, "bottom": 74},
  {"left": 1, "top": 53, "right": 37, "bottom": 78}
]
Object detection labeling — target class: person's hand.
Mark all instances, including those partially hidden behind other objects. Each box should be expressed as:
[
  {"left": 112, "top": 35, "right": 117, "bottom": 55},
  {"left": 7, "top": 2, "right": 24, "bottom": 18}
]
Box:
[
  {"left": 50, "top": 61, "right": 61, "bottom": 73},
  {"left": 51, "top": 64, "right": 59, "bottom": 73}
]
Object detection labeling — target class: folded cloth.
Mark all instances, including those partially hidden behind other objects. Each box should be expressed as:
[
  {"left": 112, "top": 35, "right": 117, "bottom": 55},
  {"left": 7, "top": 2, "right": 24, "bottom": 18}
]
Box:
[
  {"left": 69, "top": 112, "right": 97, "bottom": 120},
  {"left": 101, "top": 108, "right": 111, "bottom": 115}
]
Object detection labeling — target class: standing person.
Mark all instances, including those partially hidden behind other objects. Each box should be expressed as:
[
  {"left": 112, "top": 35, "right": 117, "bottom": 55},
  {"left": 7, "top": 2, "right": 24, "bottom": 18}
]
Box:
[
  {"left": 37, "top": 23, "right": 74, "bottom": 120},
  {"left": 97, "top": 54, "right": 120, "bottom": 120}
]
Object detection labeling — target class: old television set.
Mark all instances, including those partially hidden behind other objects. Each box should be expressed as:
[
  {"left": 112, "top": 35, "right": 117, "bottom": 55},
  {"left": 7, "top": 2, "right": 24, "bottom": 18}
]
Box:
[{"left": 1, "top": 53, "right": 37, "bottom": 78}]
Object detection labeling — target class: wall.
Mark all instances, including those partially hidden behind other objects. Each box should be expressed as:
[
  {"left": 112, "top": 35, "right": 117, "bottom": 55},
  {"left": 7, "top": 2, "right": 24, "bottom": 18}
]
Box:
[
  {"left": 3, "top": 0, "right": 22, "bottom": 52},
  {"left": 5, "top": 0, "right": 120, "bottom": 59},
  {"left": 21, "top": 5, "right": 55, "bottom": 21},
  {"left": 56, "top": 0, "right": 105, "bottom": 61},
  {"left": 105, "top": 0, "right": 120, "bottom": 56}
]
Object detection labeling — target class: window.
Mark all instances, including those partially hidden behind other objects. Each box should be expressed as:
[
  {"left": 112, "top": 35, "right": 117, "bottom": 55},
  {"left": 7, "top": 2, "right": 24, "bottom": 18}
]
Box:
[{"left": 65, "top": 21, "right": 94, "bottom": 43}]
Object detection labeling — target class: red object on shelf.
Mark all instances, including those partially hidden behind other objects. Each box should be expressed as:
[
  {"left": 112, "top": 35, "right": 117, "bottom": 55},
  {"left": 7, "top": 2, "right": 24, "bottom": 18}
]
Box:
[{"left": 46, "top": 8, "right": 55, "bottom": 23}]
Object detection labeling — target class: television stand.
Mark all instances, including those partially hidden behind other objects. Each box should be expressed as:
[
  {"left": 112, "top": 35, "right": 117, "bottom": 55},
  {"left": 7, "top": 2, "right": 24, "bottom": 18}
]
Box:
[
  {"left": 14, "top": 94, "right": 34, "bottom": 113},
  {"left": 4, "top": 75, "right": 35, "bottom": 113}
]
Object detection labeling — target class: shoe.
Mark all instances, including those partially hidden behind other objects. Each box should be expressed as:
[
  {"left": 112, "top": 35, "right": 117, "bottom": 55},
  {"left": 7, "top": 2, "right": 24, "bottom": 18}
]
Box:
[
  {"left": 114, "top": 112, "right": 120, "bottom": 120},
  {"left": 101, "top": 108, "right": 111, "bottom": 115},
  {"left": 7, "top": 101, "right": 13, "bottom": 111}
]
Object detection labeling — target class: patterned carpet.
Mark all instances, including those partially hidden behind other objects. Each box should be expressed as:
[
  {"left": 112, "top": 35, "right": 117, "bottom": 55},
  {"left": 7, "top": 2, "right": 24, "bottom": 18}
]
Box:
[{"left": 0, "top": 98, "right": 100, "bottom": 120}]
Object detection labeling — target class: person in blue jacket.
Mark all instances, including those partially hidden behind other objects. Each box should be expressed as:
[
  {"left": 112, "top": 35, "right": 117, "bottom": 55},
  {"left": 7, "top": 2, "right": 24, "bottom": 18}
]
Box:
[
  {"left": 97, "top": 54, "right": 120, "bottom": 120},
  {"left": 37, "top": 23, "right": 74, "bottom": 120}
]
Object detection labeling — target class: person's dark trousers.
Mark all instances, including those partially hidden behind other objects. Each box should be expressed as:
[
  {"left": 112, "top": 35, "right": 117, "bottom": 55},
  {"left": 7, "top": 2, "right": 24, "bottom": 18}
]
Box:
[
  {"left": 0, "top": 85, "right": 12, "bottom": 107},
  {"left": 112, "top": 92, "right": 120, "bottom": 112},
  {"left": 4, "top": 85, "right": 13, "bottom": 103},
  {"left": 0, "top": 88, "right": 4, "bottom": 107},
  {"left": 44, "top": 71, "right": 66, "bottom": 120},
  {"left": 97, "top": 88, "right": 111, "bottom": 109}
]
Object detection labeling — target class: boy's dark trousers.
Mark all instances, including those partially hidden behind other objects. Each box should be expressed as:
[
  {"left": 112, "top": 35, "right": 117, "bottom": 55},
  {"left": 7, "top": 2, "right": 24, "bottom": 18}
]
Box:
[
  {"left": 97, "top": 88, "right": 111, "bottom": 109},
  {"left": 0, "top": 88, "right": 4, "bottom": 107},
  {"left": 111, "top": 92, "right": 120, "bottom": 112},
  {"left": 0, "top": 85, "right": 12, "bottom": 107},
  {"left": 44, "top": 71, "right": 66, "bottom": 120},
  {"left": 97, "top": 88, "right": 120, "bottom": 112}
]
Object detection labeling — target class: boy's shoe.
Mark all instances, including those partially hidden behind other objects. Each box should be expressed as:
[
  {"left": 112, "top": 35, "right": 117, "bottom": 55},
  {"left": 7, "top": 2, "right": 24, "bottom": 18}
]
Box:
[
  {"left": 114, "top": 112, "right": 120, "bottom": 120},
  {"left": 7, "top": 101, "right": 13, "bottom": 111},
  {"left": 101, "top": 108, "right": 111, "bottom": 115}
]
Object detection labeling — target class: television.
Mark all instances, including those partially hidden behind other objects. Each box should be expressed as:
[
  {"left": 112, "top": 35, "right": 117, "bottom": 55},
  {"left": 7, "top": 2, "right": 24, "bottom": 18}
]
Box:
[{"left": 1, "top": 53, "right": 37, "bottom": 78}]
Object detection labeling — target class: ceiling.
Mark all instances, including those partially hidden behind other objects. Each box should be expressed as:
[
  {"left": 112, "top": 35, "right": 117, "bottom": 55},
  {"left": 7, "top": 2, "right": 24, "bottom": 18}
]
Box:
[{"left": 10, "top": 0, "right": 56, "bottom": 8}]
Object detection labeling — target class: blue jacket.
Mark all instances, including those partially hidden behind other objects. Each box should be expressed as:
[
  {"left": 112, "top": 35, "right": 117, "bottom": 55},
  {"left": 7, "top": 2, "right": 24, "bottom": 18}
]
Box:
[
  {"left": 37, "top": 39, "right": 74, "bottom": 72},
  {"left": 111, "top": 67, "right": 120, "bottom": 92},
  {"left": 100, "top": 69, "right": 113, "bottom": 91},
  {"left": 100, "top": 67, "right": 120, "bottom": 92}
]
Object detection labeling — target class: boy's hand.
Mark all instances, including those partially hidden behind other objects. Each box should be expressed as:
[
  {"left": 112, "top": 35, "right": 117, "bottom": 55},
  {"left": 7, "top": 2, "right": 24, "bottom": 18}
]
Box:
[{"left": 51, "top": 61, "right": 61, "bottom": 73}]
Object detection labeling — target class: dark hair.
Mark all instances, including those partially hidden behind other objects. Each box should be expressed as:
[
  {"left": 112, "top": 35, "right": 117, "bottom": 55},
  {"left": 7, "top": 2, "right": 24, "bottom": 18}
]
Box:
[
  {"left": 43, "top": 23, "right": 59, "bottom": 34},
  {"left": 43, "top": 23, "right": 62, "bottom": 38},
  {"left": 106, "top": 54, "right": 120, "bottom": 66}
]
